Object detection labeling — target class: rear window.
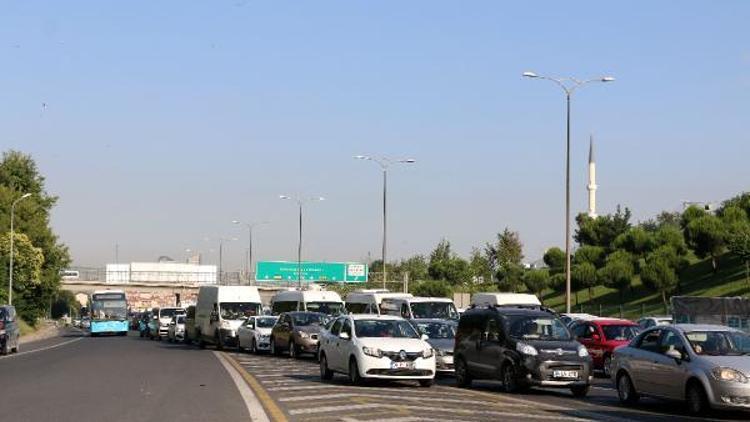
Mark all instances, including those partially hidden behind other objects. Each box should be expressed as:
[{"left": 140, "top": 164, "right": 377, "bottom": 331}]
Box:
[{"left": 602, "top": 325, "right": 639, "bottom": 341}]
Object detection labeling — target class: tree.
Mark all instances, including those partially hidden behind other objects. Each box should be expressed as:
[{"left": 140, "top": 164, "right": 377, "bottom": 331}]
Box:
[
  {"left": 398, "top": 255, "right": 429, "bottom": 282},
  {"left": 428, "top": 239, "right": 471, "bottom": 285},
  {"left": 0, "top": 233, "right": 44, "bottom": 316},
  {"left": 597, "top": 251, "right": 635, "bottom": 303},
  {"left": 573, "top": 245, "right": 605, "bottom": 268},
  {"left": 720, "top": 193, "right": 750, "bottom": 218},
  {"left": 727, "top": 223, "right": 750, "bottom": 289},
  {"left": 641, "top": 254, "right": 679, "bottom": 312},
  {"left": 468, "top": 248, "right": 492, "bottom": 284},
  {"left": 572, "top": 262, "right": 598, "bottom": 302},
  {"left": 614, "top": 227, "right": 656, "bottom": 257},
  {"left": 523, "top": 269, "right": 550, "bottom": 302},
  {"left": 410, "top": 280, "right": 453, "bottom": 298},
  {"left": 496, "top": 263, "right": 524, "bottom": 293},
  {"left": 574, "top": 206, "right": 632, "bottom": 251},
  {"left": 0, "top": 151, "right": 70, "bottom": 323},
  {"left": 543, "top": 247, "right": 565, "bottom": 274},
  {"left": 486, "top": 228, "right": 524, "bottom": 291},
  {"left": 686, "top": 215, "right": 726, "bottom": 271}
]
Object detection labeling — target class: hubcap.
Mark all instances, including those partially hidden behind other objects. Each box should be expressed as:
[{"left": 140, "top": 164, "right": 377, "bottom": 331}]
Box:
[{"left": 618, "top": 377, "right": 630, "bottom": 400}]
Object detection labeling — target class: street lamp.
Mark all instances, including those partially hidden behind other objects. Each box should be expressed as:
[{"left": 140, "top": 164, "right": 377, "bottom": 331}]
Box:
[
  {"left": 9, "top": 193, "right": 32, "bottom": 305},
  {"left": 232, "top": 220, "right": 269, "bottom": 281},
  {"left": 354, "top": 155, "right": 415, "bottom": 288},
  {"left": 523, "top": 71, "right": 614, "bottom": 313},
  {"left": 205, "top": 236, "right": 237, "bottom": 284},
  {"left": 279, "top": 195, "right": 325, "bottom": 288}
]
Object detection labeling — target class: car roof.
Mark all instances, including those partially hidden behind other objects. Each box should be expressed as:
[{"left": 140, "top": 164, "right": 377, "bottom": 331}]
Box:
[
  {"left": 285, "top": 311, "right": 325, "bottom": 316},
  {"left": 408, "top": 297, "right": 454, "bottom": 303},
  {"left": 467, "top": 307, "right": 553, "bottom": 317},
  {"left": 590, "top": 318, "right": 637, "bottom": 326},
  {"left": 672, "top": 324, "right": 740, "bottom": 332},
  {"left": 347, "top": 314, "right": 405, "bottom": 321},
  {"left": 641, "top": 316, "right": 672, "bottom": 320},
  {"left": 410, "top": 318, "right": 457, "bottom": 325}
]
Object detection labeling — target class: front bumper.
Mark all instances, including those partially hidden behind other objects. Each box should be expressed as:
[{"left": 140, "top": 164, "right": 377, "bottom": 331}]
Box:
[
  {"left": 708, "top": 379, "right": 750, "bottom": 410},
  {"left": 294, "top": 336, "right": 320, "bottom": 353},
  {"left": 358, "top": 354, "right": 436, "bottom": 380},
  {"left": 521, "top": 356, "right": 593, "bottom": 388},
  {"left": 436, "top": 354, "right": 455, "bottom": 373},
  {"left": 256, "top": 336, "right": 272, "bottom": 350},
  {"left": 219, "top": 329, "right": 239, "bottom": 345}
]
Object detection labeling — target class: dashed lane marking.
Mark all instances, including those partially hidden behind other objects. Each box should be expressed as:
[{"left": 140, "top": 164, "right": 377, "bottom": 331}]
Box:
[
  {"left": 219, "top": 352, "right": 289, "bottom": 422},
  {"left": 277, "top": 392, "right": 530, "bottom": 407}
]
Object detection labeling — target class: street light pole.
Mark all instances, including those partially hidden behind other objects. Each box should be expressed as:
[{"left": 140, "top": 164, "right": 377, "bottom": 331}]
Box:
[
  {"left": 232, "top": 220, "right": 269, "bottom": 282},
  {"left": 523, "top": 71, "right": 614, "bottom": 314},
  {"left": 280, "top": 195, "right": 324, "bottom": 289},
  {"left": 9, "top": 193, "right": 32, "bottom": 306},
  {"left": 355, "top": 156, "right": 415, "bottom": 289}
]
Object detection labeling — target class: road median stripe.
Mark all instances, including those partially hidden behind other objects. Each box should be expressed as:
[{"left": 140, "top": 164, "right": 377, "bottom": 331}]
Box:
[{"left": 217, "top": 352, "right": 288, "bottom": 422}]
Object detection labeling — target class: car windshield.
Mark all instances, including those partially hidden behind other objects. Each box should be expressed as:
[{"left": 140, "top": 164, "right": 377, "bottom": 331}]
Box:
[
  {"left": 413, "top": 321, "right": 455, "bottom": 339},
  {"left": 292, "top": 313, "right": 325, "bottom": 326},
  {"left": 256, "top": 317, "right": 277, "bottom": 328},
  {"left": 160, "top": 308, "right": 184, "bottom": 319},
  {"left": 221, "top": 303, "right": 262, "bottom": 320},
  {"left": 306, "top": 301, "right": 344, "bottom": 316},
  {"left": 602, "top": 325, "right": 639, "bottom": 341},
  {"left": 354, "top": 320, "right": 420, "bottom": 338},
  {"left": 91, "top": 300, "right": 128, "bottom": 320},
  {"left": 410, "top": 302, "right": 459, "bottom": 320},
  {"left": 507, "top": 315, "right": 571, "bottom": 341},
  {"left": 686, "top": 331, "right": 750, "bottom": 356}
]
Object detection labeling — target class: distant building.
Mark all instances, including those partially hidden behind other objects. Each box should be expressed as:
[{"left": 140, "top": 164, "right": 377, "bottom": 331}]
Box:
[{"left": 105, "top": 262, "right": 217, "bottom": 284}]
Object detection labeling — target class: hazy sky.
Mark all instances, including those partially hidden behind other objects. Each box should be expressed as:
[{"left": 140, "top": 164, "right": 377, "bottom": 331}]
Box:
[{"left": 2, "top": 1, "right": 749, "bottom": 270}]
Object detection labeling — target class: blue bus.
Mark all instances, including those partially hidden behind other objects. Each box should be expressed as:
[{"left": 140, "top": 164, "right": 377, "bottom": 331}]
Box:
[{"left": 89, "top": 290, "right": 129, "bottom": 336}]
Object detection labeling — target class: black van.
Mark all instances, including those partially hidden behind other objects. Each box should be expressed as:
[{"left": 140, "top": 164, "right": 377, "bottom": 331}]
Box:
[
  {"left": 0, "top": 305, "right": 20, "bottom": 355},
  {"left": 454, "top": 305, "right": 592, "bottom": 397}
]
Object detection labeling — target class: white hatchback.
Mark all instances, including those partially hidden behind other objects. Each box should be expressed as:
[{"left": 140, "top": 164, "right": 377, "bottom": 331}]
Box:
[
  {"left": 318, "top": 314, "right": 436, "bottom": 387},
  {"left": 237, "top": 316, "right": 278, "bottom": 353}
]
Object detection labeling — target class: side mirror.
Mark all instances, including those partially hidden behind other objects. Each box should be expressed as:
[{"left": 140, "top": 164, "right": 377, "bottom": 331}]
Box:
[
  {"left": 592, "top": 334, "right": 601, "bottom": 342},
  {"left": 665, "top": 348, "right": 682, "bottom": 361},
  {"left": 339, "top": 332, "right": 350, "bottom": 340},
  {"left": 421, "top": 334, "right": 429, "bottom": 341}
]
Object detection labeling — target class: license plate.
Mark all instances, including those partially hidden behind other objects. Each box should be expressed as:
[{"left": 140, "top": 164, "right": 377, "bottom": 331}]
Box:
[
  {"left": 391, "top": 361, "right": 415, "bottom": 370},
  {"left": 553, "top": 370, "right": 578, "bottom": 379}
]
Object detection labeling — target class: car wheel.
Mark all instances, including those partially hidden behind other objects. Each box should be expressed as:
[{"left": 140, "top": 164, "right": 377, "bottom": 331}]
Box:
[
  {"left": 1, "top": 341, "right": 8, "bottom": 355},
  {"left": 455, "top": 358, "right": 472, "bottom": 388},
  {"left": 419, "top": 379, "right": 434, "bottom": 388},
  {"left": 603, "top": 355, "right": 613, "bottom": 378},
  {"left": 686, "top": 382, "right": 708, "bottom": 415},
  {"left": 215, "top": 332, "right": 224, "bottom": 350},
  {"left": 571, "top": 385, "right": 590, "bottom": 398},
  {"left": 250, "top": 338, "right": 257, "bottom": 354},
  {"left": 289, "top": 341, "right": 298, "bottom": 359},
  {"left": 320, "top": 354, "right": 334, "bottom": 381},
  {"left": 139, "top": 331, "right": 144, "bottom": 338},
  {"left": 349, "top": 358, "right": 362, "bottom": 385},
  {"left": 616, "top": 373, "right": 639, "bottom": 405},
  {"left": 501, "top": 363, "right": 520, "bottom": 393}
]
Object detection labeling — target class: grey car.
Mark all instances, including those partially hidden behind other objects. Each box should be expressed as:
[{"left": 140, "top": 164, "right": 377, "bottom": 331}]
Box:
[
  {"left": 0, "top": 305, "right": 20, "bottom": 355},
  {"left": 411, "top": 319, "right": 456, "bottom": 374},
  {"left": 612, "top": 324, "right": 750, "bottom": 415}
]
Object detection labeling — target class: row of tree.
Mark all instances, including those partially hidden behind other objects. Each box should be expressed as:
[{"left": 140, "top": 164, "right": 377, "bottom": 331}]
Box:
[{"left": 1, "top": 151, "right": 72, "bottom": 323}]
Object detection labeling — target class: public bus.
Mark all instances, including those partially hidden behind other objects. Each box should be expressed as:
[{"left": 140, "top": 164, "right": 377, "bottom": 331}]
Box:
[{"left": 89, "top": 290, "right": 129, "bottom": 336}]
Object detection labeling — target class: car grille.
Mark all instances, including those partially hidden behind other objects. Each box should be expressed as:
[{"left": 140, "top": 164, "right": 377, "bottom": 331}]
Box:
[
  {"left": 366, "top": 369, "right": 433, "bottom": 376},
  {"left": 382, "top": 351, "right": 421, "bottom": 362}
]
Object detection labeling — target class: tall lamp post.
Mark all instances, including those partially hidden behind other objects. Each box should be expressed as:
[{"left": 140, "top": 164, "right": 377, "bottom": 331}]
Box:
[
  {"left": 279, "top": 195, "right": 324, "bottom": 288},
  {"left": 354, "top": 156, "right": 415, "bottom": 289},
  {"left": 232, "top": 220, "right": 269, "bottom": 282},
  {"left": 9, "top": 193, "right": 32, "bottom": 305},
  {"left": 523, "top": 71, "right": 614, "bottom": 314}
]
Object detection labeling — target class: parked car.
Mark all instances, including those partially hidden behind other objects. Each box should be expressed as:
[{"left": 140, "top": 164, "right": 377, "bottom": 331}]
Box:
[
  {"left": 637, "top": 316, "right": 673, "bottom": 330},
  {"left": 318, "top": 314, "right": 436, "bottom": 386},
  {"left": 138, "top": 312, "right": 151, "bottom": 338},
  {"left": 454, "top": 305, "right": 592, "bottom": 397},
  {"left": 81, "top": 317, "right": 91, "bottom": 330},
  {"left": 167, "top": 315, "right": 186, "bottom": 343},
  {"left": 270, "top": 312, "right": 326, "bottom": 358},
  {"left": 148, "top": 307, "right": 186, "bottom": 340},
  {"left": 129, "top": 312, "right": 141, "bottom": 331},
  {"left": 411, "top": 319, "right": 456, "bottom": 374},
  {"left": 0, "top": 305, "right": 20, "bottom": 355},
  {"left": 238, "top": 316, "right": 278, "bottom": 353},
  {"left": 183, "top": 305, "right": 197, "bottom": 345},
  {"left": 570, "top": 318, "right": 640, "bottom": 377},
  {"left": 613, "top": 324, "right": 750, "bottom": 415}
]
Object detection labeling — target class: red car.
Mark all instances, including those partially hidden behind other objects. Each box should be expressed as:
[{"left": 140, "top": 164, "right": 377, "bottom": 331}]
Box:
[{"left": 570, "top": 318, "right": 640, "bottom": 377}]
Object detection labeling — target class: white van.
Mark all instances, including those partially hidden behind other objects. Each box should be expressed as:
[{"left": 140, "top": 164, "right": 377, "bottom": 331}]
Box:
[
  {"left": 345, "top": 290, "right": 413, "bottom": 315},
  {"left": 470, "top": 293, "right": 541, "bottom": 307},
  {"left": 195, "top": 286, "right": 262, "bottom": 349},
  {"left": 380, "top": 297, "right": 459, "bottom": 321},
  {"left": 270, "top": 290, "right": 344, "bottom": 316}
]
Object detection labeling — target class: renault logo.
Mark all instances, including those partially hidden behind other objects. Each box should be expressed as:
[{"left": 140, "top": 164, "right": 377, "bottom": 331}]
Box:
[{"left": 399, "top": 350, "right": 407, "bottom": 360}]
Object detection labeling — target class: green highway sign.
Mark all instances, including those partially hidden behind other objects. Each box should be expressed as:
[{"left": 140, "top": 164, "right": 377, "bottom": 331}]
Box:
[{"left": 255, "top": 261, "right": 368, "bottom": 283}]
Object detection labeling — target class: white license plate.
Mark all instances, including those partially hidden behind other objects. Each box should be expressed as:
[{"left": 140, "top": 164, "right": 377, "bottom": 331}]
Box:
[
  {"left": 391, "top": 361, "right": 415, "bottom": 370},
  {"left": 553, "top": 370, "right": 578, "bottom": 379}
]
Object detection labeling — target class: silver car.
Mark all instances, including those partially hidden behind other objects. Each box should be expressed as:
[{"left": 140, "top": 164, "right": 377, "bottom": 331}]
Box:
[{"left": 612, "top": 324, "right": 750, "bottom": 415}]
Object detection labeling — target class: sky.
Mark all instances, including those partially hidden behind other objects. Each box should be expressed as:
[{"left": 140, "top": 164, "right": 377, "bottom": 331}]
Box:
[{"left": 1, "top": 1, "right": 749, "bottom": 271}]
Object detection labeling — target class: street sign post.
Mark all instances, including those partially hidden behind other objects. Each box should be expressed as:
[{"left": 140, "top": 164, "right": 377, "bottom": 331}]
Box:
[{"left": 255, "top": 261, "right": 368, "bottom": 283}]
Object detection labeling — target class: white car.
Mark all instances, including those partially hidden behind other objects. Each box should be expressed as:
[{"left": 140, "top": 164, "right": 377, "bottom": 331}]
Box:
[
  {"left": 237, "top": 316, "right": 278, "bottom": 353},
  {"left": 318, "top": 314, "right": 436, "bottom": 387},
  {"left": 167, "top": 315, "right": 186, "bottom": 343}
]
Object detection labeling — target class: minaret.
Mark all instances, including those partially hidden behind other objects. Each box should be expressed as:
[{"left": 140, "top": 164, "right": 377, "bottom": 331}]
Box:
[{"left": 587, "top": 135, "right": 598, "bottom": 218}]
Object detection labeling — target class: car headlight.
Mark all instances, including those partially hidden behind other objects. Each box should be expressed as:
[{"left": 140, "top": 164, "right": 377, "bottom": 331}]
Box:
[
  {"left": 516, "top": 342, "right": 538, "bottom": 356},
  {"left": 362, "top": 346, "right": 383, "bottom": 358},
  {"left": 297, "top": 331, "right": 309, "bottom": 339},
  {"left": 578, "top": 346, "right": 590, "bottom": 357},
  {"left": 422, "top": 348, "right": 434, "bottom": 359},
  {"left": 712, "top": 367, "right": 749, "bottom": 384}
]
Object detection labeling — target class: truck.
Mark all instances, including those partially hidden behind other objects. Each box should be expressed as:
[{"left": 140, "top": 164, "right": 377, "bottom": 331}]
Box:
[{"left": 195, "top": 286, "right": 263, "bottom": 349}]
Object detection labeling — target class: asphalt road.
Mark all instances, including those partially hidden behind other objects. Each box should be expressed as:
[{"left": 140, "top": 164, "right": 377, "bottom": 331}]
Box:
[
  {"left": 3, "top": 330, "right": 749, "bottom": 422},
  {"left": 0, "top": 329, "right": 248, "bottom": 422}
]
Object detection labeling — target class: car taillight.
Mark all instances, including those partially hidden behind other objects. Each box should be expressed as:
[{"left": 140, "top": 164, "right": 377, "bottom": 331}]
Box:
[{"left": 0, "top": 321, "right": 4, "bottom": 331}]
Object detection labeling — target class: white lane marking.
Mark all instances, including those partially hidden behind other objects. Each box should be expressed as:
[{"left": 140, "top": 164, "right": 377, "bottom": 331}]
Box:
[
  {"left": 268, "top": 385, "right": 339, "bottom": 392},
  {"left": 214, "top": 352, "right": 270, "bottom": 422},
  {"left": 289, "top": 403, "right": 591, "bottom": 421},
  {"left": 340, "top": 418, "right": 433, "bottom": 422},
  {"left": 0, "top": 336, "right": 83, "bottom": 360},
  {"left": 278, "top": 392, "right": 530, "bottom": 407}
]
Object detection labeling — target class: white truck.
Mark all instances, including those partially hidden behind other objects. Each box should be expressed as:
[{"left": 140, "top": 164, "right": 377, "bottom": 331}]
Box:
[
  {"left": 270, "top": 289, "right": 344, "bottom": 316},
  {"left": 195, "top": 286, "right": 263, "bottom": 349},
  {"left": 345, "top": 290, "right": 413, "bottom": 315}
]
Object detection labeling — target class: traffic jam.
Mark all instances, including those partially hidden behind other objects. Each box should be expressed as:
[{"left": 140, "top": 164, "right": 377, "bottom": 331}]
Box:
[{"left": 123, "top": 286, "right": 750, "bottom": 420}]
